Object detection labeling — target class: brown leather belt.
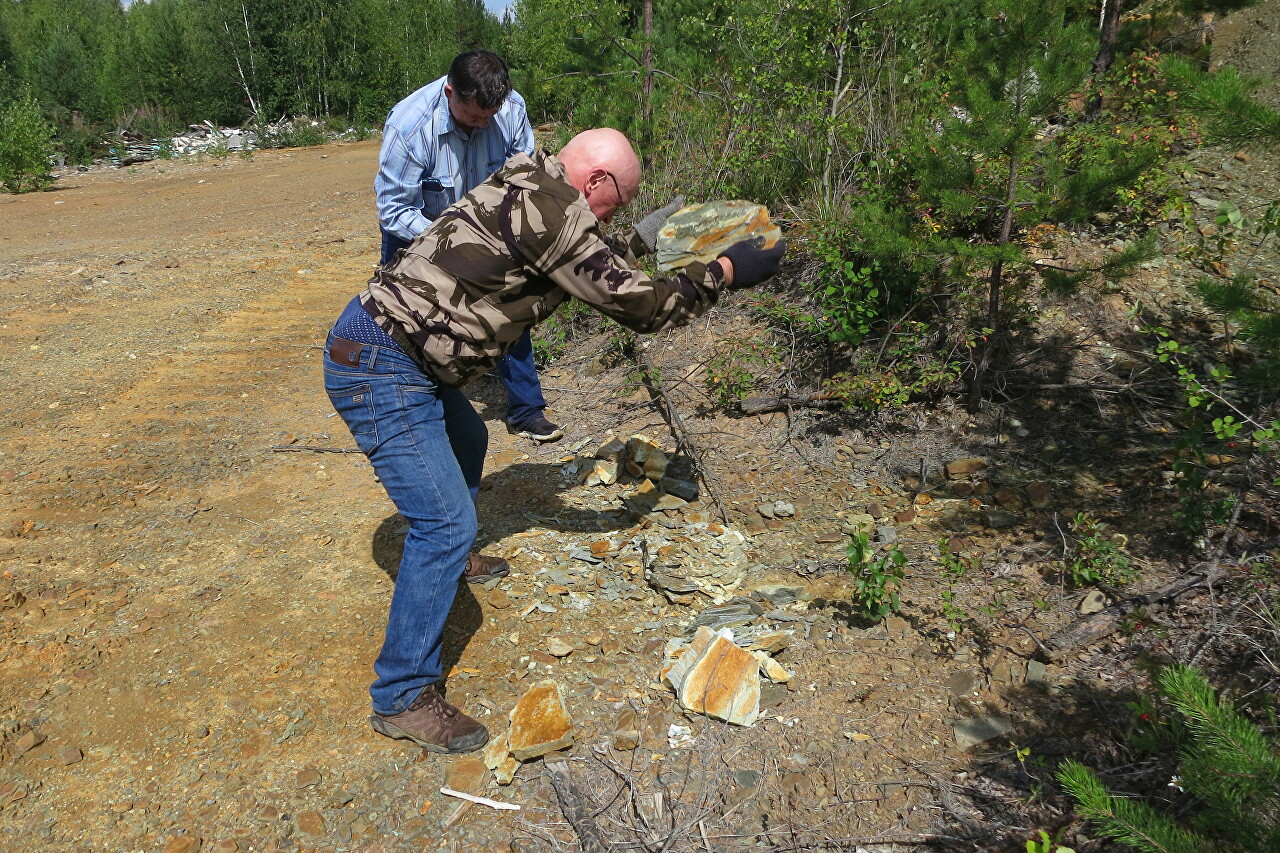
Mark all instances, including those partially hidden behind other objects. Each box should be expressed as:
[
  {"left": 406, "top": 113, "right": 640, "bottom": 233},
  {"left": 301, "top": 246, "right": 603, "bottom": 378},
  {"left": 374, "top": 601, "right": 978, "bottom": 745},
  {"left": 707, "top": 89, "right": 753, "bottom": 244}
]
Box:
[{"left": 328, "top": 337, "right": 365, "bottom": 366}]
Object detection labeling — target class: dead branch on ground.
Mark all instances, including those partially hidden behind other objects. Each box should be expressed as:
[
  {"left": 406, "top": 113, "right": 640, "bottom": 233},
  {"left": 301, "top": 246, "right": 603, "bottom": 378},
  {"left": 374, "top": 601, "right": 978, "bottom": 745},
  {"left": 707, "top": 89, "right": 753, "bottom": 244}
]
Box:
[
  {"left": 546, "top": 761, "right": 609, "bottom": 853},
  {"left": 633, "top": 346, "right": 731, "bottom": 524}
]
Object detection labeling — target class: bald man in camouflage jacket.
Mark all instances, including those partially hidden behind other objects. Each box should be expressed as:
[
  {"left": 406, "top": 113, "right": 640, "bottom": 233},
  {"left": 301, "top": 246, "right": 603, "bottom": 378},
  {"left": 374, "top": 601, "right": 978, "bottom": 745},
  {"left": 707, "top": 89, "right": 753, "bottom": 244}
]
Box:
[{"left": 323, "top": 128, "right": 785, "bottom": 754}]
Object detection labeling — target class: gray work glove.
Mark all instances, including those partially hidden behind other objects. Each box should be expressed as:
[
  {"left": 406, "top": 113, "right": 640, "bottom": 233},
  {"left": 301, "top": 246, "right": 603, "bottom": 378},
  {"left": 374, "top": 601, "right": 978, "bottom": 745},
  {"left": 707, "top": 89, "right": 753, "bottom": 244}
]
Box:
[
  {"left": 634, "top": 195, "right": 686, "bottom": 254},
  {"left": 718, "top": 237, "right": 787, "bottom": 289}
]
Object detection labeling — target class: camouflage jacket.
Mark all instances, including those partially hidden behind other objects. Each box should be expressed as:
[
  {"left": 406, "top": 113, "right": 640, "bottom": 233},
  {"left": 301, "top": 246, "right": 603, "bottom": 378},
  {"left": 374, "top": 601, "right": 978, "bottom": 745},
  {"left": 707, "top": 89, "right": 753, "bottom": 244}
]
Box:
[{"left": 359, "top": 150, "right": 726, "bottom": 387}]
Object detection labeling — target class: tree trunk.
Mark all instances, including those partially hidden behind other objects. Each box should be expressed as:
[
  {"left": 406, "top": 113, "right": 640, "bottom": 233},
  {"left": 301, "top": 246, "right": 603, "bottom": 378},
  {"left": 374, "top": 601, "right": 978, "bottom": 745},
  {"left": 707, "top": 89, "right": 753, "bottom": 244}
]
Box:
[
  {"left": 1086, "top": 0, "right": 1125, "bottom": 119},
  {"left": 640, "top": 0, "right": 655, "bottom": 168},
  {"left": 968, "top": 155, "right": 1020, "bottom": 410}
]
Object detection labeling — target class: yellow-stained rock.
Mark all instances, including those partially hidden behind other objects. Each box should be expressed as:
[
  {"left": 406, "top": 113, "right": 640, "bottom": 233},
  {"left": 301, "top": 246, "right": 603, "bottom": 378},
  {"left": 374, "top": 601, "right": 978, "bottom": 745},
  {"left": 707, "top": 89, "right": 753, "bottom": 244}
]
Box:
[
  {"left": 626, "top": 434, "right": 670, "bottom": 481},
  {"left": 444, "top": 756, "right": 488, "bottom": 793},
  {"left": 747, "top": 630, "right": 793, "bottom": 654},
  {"left": 656, "top": 201, "right": 782, "bottom": 271},
  {"left": 482, "top": 730, "right": 520, "bottom": 786},
  {"left": 754, "top": 651, "right": 793, "bottom": 683},
  {"left": 508, "top": 680, "right": 574, "bottom": 761},
  {"left": 664, "top": 627, "right": 760, "bottom": 726},
  {"left": 622, "top": 478, "right": 661, "bottom": 511}
]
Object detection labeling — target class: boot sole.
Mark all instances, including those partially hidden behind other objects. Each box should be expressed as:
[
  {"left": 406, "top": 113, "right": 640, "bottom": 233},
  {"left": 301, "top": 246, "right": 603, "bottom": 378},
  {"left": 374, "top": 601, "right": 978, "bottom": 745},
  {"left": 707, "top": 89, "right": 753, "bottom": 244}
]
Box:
[
  {"left": 507, "top": 425, "right": 565, "bottom": 443},
  {"left": 369, "top": 715, "right": 489, "bottom": 754}
]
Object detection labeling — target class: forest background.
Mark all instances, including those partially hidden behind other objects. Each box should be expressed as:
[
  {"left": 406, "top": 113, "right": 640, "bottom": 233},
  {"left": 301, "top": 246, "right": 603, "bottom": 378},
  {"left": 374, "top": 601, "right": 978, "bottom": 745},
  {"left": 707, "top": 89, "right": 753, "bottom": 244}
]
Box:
[{"left": 4, "top": 0, "right": 1276, "bottom": 410}]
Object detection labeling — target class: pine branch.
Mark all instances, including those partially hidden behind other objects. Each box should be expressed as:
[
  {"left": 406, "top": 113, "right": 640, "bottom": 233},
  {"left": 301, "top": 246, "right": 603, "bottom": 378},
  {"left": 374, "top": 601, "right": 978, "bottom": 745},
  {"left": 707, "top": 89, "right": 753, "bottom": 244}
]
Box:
[
  {"left": 1195, "top": 273, "right": 1259, "bottom": 317},
  {"left": 1159, "top": 665, "right": 1280, "bottom": 787},
  {"left": 1057, "top": 761, "right": 1208, "bottom": 853},
  {"left": 1163, "top": 56, "right": 1280, "bottom": 149}
]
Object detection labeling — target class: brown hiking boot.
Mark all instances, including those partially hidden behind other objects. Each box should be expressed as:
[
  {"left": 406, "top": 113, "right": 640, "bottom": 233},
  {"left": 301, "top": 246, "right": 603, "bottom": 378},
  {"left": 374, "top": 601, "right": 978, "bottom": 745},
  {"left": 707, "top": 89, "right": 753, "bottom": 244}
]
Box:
[
  {"left": 464, "top": 552, "right": 510, "bottom": 584},
  {"left": 369, "top": 683, "right": 489, "bottom": 754}
]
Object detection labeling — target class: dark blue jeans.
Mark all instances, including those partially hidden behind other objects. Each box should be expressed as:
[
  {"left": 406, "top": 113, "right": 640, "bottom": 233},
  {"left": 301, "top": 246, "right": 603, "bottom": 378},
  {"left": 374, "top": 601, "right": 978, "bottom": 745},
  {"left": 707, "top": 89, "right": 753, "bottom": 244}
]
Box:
[
  {"left": 323, "top": 332, "right": 487, "bottom": 714},
  {"left": 380, "top": 230, "right": 547, "bottom": 427}
]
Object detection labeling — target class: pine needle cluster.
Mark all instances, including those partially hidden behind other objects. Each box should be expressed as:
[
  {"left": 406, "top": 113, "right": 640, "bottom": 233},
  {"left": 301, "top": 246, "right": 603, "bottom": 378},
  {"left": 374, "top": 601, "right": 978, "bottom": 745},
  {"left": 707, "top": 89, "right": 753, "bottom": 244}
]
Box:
[{"left": 1058, "top": 664, "right": 1280, "bottom": 852}]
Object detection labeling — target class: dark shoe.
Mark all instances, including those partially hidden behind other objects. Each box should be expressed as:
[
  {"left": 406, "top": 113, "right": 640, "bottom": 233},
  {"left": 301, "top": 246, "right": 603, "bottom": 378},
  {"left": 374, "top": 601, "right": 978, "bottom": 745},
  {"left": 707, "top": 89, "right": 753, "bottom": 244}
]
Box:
[
  {"left": 508, "top": 414, "right": 565, "bottom": 443},
  {"left": 464, "top": 552, "right": 510, "bottom": 584},
  {"left": 369, "top": 683, "right": 489, "bottom": 753}
]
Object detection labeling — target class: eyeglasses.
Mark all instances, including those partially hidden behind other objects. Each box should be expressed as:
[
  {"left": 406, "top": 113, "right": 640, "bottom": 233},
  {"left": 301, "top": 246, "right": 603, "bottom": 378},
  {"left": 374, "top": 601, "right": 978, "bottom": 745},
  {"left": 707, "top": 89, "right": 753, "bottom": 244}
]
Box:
[{"left": 605, "top": 171, "right": 625, "bottom": 205}]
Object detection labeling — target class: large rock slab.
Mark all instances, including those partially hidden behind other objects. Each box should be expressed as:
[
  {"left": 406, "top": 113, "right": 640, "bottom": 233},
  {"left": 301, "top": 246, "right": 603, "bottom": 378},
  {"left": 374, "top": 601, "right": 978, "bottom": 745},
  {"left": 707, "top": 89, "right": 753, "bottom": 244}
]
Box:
[
  {"left": 656, "top": 201, "right": 782, "bottom": 271},
  {"left": 663, "top": 626, "right": 760, "bottom": 726},
  {"left": 508, "top": 680, "right": 575, "bottom": 760}
]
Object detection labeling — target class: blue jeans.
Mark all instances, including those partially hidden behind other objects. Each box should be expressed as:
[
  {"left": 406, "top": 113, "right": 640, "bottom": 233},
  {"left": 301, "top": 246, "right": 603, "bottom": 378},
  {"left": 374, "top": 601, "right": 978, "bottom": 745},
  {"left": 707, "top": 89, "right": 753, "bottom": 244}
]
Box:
[
  {"left": 380, "top": 230, "right": 547, "bottom": 427},
  {"left": 323, "top": 332, "right": 487, "bottom": 714}
]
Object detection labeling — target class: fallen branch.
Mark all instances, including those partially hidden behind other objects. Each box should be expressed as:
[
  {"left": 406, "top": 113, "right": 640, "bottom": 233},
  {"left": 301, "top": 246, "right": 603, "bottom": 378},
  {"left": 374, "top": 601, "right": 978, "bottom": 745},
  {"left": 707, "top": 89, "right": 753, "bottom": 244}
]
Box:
[
  {"left": 634, "top": 347, "right": 731, "bottom": 524},
  {"left": 1042, "top": 571, "right": 1222, "bottom": 660},
  {"left": 546, "top": 761, "right": 608, "bottom": 853},
  {"left": 739, "top": 393, "right": 841, "bottom": 416},
  {"left": 268, "top": 444, "right": 362, "bottom": 454}
]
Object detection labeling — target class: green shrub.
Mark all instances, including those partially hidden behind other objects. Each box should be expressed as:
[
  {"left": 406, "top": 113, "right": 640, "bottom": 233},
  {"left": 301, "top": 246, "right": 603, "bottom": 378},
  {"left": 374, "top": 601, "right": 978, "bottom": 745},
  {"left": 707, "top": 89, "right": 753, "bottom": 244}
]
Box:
[
  {"left": 847, "top": 533, "right": 906, "bottom": 621},
  {"left": 260, "top": 119, "right": 328, "bottom": 149},
  {"left": 704, "top": 337, "right": 781, "bottom": 408},
  {"left": 0, "top": 89, "right": 56, "bottom": 193},
  {"left": 532, "top": 298, "right": 596, "bottom": 365},
  {"left": 1066, "top": 513, "right": 1137, "bottom": 587}
]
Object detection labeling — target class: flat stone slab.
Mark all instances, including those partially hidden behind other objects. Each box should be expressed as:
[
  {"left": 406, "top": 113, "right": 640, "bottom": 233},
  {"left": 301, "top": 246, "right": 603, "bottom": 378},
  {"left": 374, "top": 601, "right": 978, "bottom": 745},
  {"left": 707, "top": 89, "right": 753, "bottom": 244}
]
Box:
[
  {"left": 508, "top": 679, "right": 575, "bottom": 761},
  {"left": 664, "top": 626, "right": 760, "bottom": 726},
  {"left": 656, "top": 201, "right": 782, "bottom": 271},
  {"left": 953, "top": 715, "right": 1013, "bottom": 749}
]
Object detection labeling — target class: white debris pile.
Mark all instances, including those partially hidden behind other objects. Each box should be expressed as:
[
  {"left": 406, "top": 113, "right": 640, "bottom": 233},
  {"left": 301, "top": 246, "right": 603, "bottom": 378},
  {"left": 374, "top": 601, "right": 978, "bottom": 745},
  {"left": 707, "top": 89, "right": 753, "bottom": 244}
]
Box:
[{"left": 169, "top": 120, "right": 259, "bottom": 156}]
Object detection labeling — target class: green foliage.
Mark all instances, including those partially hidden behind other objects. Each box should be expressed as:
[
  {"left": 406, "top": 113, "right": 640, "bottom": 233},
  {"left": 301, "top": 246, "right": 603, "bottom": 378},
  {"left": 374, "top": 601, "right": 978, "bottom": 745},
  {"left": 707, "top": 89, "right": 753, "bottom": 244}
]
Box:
[
  {"left": 1163, "top": 55, "right": 1280, "bottom": 150},
  {"left": 1026, "top": 828, "right": 1076, "bottom": 853},
  {"left": 1066, "top": 513, "right": 1136, "bottom": 587},
  {"left": 0, "top": 88, "right": 55, "bottom": 193},
  {"left": 1149, "top": 319, "right": 1279, "bottom": 507},
  {"left": 0, "top": 0, "right": 500, "bottom": 154},
  {"left": 846, "top": 533, "right": 906, "bottom": 621},
  {"left": 936, "top": 539, "right": 982, "bottom": 635},
  {"left": 829, "top": 320, "right": 967, "bottom": 410},
  {"left": 1059, "top": 664, "right": 1280, "bottom": 852},
  {"left": 939, "top": 538, "right": 981, "bottom": 581},
  {"left": 704, "top": 337, "right": 780, "bottom": 409},
  {"left": 260, "top": 119, "right": 328, "bottom": 149},
  {"left": 532, "top": 298, "right": 596, "bottom": 364}
]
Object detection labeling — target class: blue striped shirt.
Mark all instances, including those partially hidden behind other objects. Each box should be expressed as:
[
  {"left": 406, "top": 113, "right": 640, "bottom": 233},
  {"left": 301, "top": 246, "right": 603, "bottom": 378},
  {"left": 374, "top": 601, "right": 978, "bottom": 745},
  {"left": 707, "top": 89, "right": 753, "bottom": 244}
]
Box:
[{"left": 374, "top": 76, "right": 535, "bottom": 243}]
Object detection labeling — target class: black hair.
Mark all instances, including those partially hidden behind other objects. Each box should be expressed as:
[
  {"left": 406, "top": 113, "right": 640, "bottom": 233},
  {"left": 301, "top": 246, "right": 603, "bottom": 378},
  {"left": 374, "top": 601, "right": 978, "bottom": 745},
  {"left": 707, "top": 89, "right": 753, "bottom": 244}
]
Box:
[{"left": 448, "top": 51, "right": 512, "bottom": 110}]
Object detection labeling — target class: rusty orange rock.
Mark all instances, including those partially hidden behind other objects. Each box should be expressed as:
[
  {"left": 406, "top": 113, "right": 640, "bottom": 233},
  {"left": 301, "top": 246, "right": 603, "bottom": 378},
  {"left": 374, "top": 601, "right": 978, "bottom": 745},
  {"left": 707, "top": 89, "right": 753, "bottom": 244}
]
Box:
[
  {"left": 482, "top": 731, "right": 520, "bottom": 786},
  {"left": 664, "top": 626, "right": 760, "bottom": 726},
  {"left": 507, "top": 680, "right": 574, "bottom": 761}
]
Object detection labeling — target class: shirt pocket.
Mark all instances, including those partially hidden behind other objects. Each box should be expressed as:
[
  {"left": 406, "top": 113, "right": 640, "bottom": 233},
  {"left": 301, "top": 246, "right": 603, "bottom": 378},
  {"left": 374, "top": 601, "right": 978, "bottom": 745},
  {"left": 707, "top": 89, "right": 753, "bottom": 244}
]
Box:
[{"left": 420, "top": 173, "right": 456, "bottom": 219}]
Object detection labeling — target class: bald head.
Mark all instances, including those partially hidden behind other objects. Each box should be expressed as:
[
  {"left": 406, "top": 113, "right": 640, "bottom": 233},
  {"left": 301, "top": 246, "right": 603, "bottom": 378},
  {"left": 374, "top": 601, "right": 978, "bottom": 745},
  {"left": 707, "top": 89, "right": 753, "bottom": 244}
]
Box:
[{"left": 558, "top": 128, "right": 641, "bottom": 224}]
